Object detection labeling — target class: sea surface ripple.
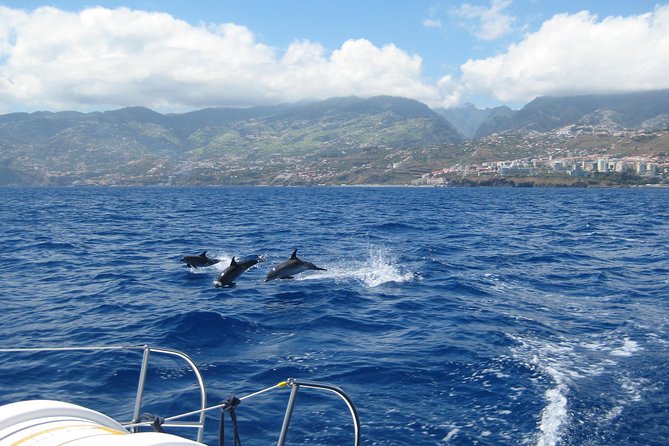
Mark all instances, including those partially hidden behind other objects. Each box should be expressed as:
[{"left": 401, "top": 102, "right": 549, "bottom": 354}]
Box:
[{"left": 0, "top": 186, "right": 668, "bottom": 445}]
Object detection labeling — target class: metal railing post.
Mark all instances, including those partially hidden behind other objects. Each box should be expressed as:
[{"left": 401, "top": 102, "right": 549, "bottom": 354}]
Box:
[
  {"left": 277, "top": 380, "right": 300, "bottom": 446},
  {"left": 288, "top": 379, "right": 361, "bottom": 446},
  {"left": 148, "top": 347, "right": 208, "bottom": 443},
  {"left": 131, "top": 345, "right": 151, "bottom": 432}
]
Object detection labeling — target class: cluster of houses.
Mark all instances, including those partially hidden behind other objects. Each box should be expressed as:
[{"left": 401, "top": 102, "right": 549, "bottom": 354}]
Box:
[{"left": 413, "top": 154, "right": 667, "bottom": 186}]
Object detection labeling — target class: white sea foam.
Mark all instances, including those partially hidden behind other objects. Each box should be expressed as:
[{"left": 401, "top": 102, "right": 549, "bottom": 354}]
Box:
[
  {"left": 600, "top": 372, "right": 649, "bottom": 422},
  {"left": 602, "top": 405, "right": 624, "bottom": 422},
  {"left": 610, "top": 338, "right": 641, "bottom": 357},
  {"left": 510, "top": 338, "right": 572, "bottom": 446},
  {"left": 296, "top": 245, "right": 414, "bottom": 287},
  {"left": 620, "top": 374, "right": 646, "bottom": 402},
  {"left": 537, "top": 384, "right": 569, "bottom": 446},
  {"left": 510, "top": 332, "right": 645, "bottom": 446},
  {"left": 212, "top": 254, "right": 232, "bottom": 271},
  {"left": 442, "top": 427, "right": 460, "bottom": 442}
]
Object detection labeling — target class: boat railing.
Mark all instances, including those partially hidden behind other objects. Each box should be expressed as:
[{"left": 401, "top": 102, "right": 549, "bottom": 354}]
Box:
[{"left": 0, "top": 345, "right": 360, "bottom": 446}]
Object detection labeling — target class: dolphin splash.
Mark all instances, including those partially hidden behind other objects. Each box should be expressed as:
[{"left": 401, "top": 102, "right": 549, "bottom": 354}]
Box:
[{"left": 265, "top": 249, "right": 326, "bottom": 282}]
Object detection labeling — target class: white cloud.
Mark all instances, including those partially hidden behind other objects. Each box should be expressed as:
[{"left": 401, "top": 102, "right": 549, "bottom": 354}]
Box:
[
  {"left": 280, "top": 39, "right": 440, "bottom": 102},
  {"left": 0, "top": 6, "right": 280, "bottom": 110},
  {"left": 451, "top": 0, "right": 516, "bottom": 41},
  {"left": 422, "top": 18, "right": 443, "bottom": 29},
  {"left": 460, "top": 5, "right": 669, "bottom": 103},
  {"left": 0, "top": 6, "right": 460, "bottom": 111},
  {"left": 3, "top": 4, "right": 666, "bottom": 113}
]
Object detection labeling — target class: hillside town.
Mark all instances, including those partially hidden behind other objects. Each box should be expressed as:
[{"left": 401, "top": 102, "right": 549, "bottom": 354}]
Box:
[{"left": 413, "top": 127, "right": 669, "bottom": 186}]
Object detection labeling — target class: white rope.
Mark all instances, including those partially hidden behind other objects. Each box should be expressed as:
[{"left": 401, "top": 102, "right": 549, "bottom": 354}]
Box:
[{"left": 122, "top": 382, "right": 287, "bottom": 427}]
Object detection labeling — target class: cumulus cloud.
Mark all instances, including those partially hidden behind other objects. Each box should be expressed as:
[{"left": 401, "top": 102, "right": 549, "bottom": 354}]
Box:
[
  {"left": 2, "top": 5, "right": 668, "bottom": 112},
  {"left": 277, "top": 39, "right": 447, "bottom": 105},
  {"left": 461, "top": 5, "right": 669, "bottom": 103},
  {"left": 0, "top": 5, "right": 459, "bottom": 111},
  {"left": 451, "top": 0, "right": 516, "bottom": 41}
]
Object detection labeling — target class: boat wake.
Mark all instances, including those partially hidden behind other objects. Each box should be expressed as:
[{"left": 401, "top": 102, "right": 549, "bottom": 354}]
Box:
[{"left": 510, "top": 332, "right": 646, "bottom": 446}]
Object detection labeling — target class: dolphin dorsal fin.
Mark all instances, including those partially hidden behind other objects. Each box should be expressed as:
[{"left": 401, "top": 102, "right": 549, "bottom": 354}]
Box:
[
  {"left": 200, "top": 251, "right": 207, "bottom": 257},
  {"left": 230, "top": 257, "right": 237, "bottom": 265},
  {"left": 290, "top": 249, "right": 298, "bottom": 259}
]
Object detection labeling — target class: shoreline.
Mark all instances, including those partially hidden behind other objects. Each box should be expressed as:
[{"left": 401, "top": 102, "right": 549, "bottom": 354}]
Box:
[{"left": 1, "top": 181, "right": 668, "bottom": 189}]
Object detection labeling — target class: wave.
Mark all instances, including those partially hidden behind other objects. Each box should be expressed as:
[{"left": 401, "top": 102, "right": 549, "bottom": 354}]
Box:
[
  {"left": 33, "top": 241, "right": 81, "bottom": 251},
  {"left": 157, "top": 311, "right": 263, "bottom": 348},
  {"left": 302, "top": 314, "right": 404, "bottom": 333},
  {"left": 366, "top": 221, "right": 426, "bottom": 232}
]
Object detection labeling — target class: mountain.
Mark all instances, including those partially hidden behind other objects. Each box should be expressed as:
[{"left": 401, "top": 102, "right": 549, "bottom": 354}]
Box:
[
  {"left": 0, "top": 96, "right": 462, "bottom": 186},
  {"left": 475, "top": 89, "right": 669, "bottom": 137},
  {"left": 434, "top": 103, "right": 491, "bottom": 139},
  {"left": 2, "top": 91, "right": 667, "bottom": 186},
  {"left": 473, "top": 106, "right": 515, "bottom": 139},
  {"left": 179, "top": 95, "right": 461, "bottom": 157}
]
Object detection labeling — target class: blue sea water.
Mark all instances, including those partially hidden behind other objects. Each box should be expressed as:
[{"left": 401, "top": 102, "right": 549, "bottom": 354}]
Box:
[{"left": 0, "top": 186, "right": 668, "bottom": 445}]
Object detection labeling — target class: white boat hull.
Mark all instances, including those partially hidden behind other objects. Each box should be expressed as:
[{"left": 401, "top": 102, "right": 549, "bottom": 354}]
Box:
[{"left": 0, "top": 400, "right": 204, "bottom": 446}]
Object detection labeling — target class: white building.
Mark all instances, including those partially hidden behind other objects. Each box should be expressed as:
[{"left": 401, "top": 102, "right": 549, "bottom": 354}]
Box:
[{"left": 597, "top": 159, "right": 609, "bottom": 172}]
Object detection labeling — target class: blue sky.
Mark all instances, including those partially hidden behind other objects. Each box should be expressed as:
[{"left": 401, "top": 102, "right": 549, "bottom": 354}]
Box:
[{"left": 1, "top": 1, "right": 668, "bottom": 112}]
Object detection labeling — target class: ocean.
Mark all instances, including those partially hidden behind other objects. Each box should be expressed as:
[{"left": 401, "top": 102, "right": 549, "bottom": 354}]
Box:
[{"left": 0, "top": 186, "right": 668, "bottom": 445}]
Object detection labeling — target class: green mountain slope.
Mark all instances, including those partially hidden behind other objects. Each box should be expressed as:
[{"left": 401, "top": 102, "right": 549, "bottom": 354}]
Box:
[{"left": 0, "top": 96, "right": 462, "bottom": 185}]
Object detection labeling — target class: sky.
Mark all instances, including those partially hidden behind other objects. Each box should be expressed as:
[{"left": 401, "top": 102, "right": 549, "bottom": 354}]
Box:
[{"left": 0, "top": 0, "right": 668, "bottom": 113}]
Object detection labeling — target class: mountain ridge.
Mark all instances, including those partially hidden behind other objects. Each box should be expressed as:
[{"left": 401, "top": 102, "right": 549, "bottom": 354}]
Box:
[
  {"left": 475, "top": 89, "right": 669, "bottom": 136},
  {"left": 1, "top": 90, "right": 668, "bottom": 186},
  {"left": 0, "top": 95, "right": 463, "bottom": 185}
]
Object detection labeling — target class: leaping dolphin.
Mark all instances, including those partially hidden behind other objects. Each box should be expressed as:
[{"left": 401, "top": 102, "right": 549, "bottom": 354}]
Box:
[
  {"left": 265, "top": 249, "right": 326, "bottom": 282},
  {"left": 214, "top": 256, "right": 263, "bottom": 288},
  {"left": 180, "top": 251, "right": 220, "bottom": 268}
]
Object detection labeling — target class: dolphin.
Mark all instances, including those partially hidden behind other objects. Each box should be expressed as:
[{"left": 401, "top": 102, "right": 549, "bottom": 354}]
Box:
[
  {"left": 265, "top": 249, "right": 326, "bottom": 282},
  {"left": 214, "top": 256, "right": 263, "bottom": 288},
  {"left": 180, "top": 251, "right": 220, "bottom": 268}
]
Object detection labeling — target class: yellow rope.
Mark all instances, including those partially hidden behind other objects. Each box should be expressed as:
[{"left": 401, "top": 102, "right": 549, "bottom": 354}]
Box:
[{"left": 12, "top": 424, "right": 126, "bottom": 446}]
